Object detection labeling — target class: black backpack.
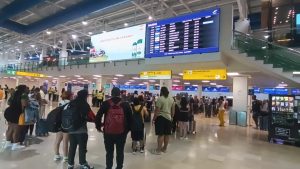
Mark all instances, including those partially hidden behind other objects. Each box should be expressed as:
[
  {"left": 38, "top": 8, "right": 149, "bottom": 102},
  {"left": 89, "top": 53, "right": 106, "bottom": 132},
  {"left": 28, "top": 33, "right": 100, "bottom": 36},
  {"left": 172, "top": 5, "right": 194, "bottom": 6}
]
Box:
[
  {"left": 61, "top": 101, "right": 83, "bottom": 132},
  {"left": 131, "top": 105, "right": 144, "bottom": 131},
  {"left": 4, "top": 106, "right": 14, "bottom": 122},
  {"left": 47, "top": 106, "right": 64, "bottom": 133}
]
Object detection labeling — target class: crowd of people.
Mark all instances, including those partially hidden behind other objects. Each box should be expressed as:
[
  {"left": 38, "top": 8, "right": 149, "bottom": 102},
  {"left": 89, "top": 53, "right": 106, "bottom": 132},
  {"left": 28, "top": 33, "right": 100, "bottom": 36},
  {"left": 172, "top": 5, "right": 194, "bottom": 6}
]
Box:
[{"left": 1, "top": 83, "right": 266, "bottom": 169}]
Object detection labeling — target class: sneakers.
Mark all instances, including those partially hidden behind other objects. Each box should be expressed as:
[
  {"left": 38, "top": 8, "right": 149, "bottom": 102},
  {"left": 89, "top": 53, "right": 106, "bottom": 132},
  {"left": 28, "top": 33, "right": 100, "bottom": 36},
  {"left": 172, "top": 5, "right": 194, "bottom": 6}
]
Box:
[
  {"left": 4, "top": 141, "right": 12, "bottom": 149},
  {"left": 132, "top": 151, "right": 137, "bottom": 155},
  {"left": 151, "top": 149, "right": 161, "bottom": 155},
  {"left": 53, "top": 155, "right": 62, "bottom": 161},
  {"left": 63, "top": 156, "right": 68, "bottom": 163},
  {"left": 140, "top": 148, "right": 144, "bottom": 153},
  {"left": 11, "top": 144, "right": 25, "bottom": 151},
  {"left": 67, "top": 165, "right": 74, "bottom": 169},
  {"left": 80, "top": 164, "right": 94, "bottom": 169}
]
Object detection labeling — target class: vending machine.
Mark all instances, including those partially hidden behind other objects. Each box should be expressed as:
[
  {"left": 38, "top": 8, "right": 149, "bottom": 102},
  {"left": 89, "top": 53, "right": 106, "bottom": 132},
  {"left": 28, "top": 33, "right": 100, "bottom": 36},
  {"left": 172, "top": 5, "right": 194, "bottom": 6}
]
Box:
[{"left": 268, "top": 95, "right": 300, "bottom": 145}]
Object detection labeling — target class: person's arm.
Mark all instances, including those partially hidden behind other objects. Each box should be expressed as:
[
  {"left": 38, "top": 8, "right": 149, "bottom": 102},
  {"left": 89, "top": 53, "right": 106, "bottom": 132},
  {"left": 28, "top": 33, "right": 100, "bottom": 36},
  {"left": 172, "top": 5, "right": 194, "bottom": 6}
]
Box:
[
  {"left": 171, "top": 102, "right": 175, "bottom": 119},
  {"left": 95, "top": 101, "right": 108, "bottom": 132}
]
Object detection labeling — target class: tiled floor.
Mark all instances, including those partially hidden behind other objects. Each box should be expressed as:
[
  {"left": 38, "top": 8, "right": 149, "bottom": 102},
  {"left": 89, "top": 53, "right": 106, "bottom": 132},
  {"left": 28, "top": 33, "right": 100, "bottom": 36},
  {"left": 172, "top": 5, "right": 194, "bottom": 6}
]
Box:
[{"left": 0, "top": 100, "right": 299, "bottom": 169}]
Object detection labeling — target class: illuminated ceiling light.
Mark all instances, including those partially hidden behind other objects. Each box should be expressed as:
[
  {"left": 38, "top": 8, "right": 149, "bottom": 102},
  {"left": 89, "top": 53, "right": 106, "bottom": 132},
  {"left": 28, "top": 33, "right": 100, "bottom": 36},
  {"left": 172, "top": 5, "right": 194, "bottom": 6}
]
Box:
[
  {"left": 74, "top": 75, "right": 81, "bottom": 77},
  {"left": 202, "top": 80, "right": 210, "bottom": 83},
  {"left": 262, "top": 46, "right": 267, "bottom": 49},
  {"left": 47, "top": 76, "right": 53, "bottom": 78},
  {"left": 184, "top": 82, "right": 190, "bottom": 85},
  {"left": 139, "top": 83, "right": 144, "bottom": 85},
  {"left": 293, "top": 72, "right": 300, "bottom": 75},
  {"left": 132, "top": 77, "right": 139, "bottom": 80},
  {"left": 16, "top": 49, "right": 20, "bottom": 51},
  {"left": 59, "top": 40, "right": 63, "bottom": 44},
  {"left": 93, "top": 78, "right": 98, "bottom": 80},
  {"left": 72, "top": 34, "right": 77, "bottom": 39},
  {"left": 148, "top": 16, "right": 153, "bottom": 20},
  {"left": 30, "top": 45, "right": 35, "bottom": 48},
  {"left": 155, "top": 83, "right": 160, "bottom": 86},
  {"left": 77, "top": 77, "right": 84, "bottom": 80},
  {"left": 18, "top": 41, "right": 23, "bottom": 44},
  {"left": 264, "top": 35, "right": 270, "bottom": 39},
  {"left": 124, "top": 23, "right": 128, "bottom": 27},
  {"left": 210, "top": 83, "right": 217, "bottom": 85},
  {"left": 275, "top": 7, "right": 279, "bottom": 10},
  {"left": 46, "top": 31, "right": 51, "bottom": 35},
  {"left": 115, "top": 74, "right": 124, "bottom": 77},
  {"left": 178, "top": 73, "right": 183, "bottom": 76},
  {"left": 192, "top": 85, "right": 198, "bottom": 87},
  {"left": 143, "top": 82, "right": 149, "bottom": 84},
  {"left": 227, "top": 72, "right": 239, "bottom": 76},
  {"left": 102, "top": 31, "right": 107, "bottom": 33},
  {"left": 83, "top": 80, "right": 89, "bottom": 82},
  {"left": 53, "top": 77, "right": 58, "bottom": 80},
  {"left": 216, "top": 85, "right": 223, "bottom": 88},
  {"left": 285, "top": 20, "right": 289, "bottom": 23},
  {"left": 93, "top": 75, "right": 102, "bottom": 78},
  {"left": 149, "top": 80, "right": 156, "bottom": 83},
  {"left": 113, "top": 77, "right": 118, "bottom": 80},
  {"left": 88, "top": 32, "right": 93, "bottom": 35},
  {"left": 173, "top": 80, "right": 180, "bottom": 83},
  {"left": 129, "top": 80, "right": 135, "bottom": 82},
  {"left": 82, "top": 21, "right": 88, "bottom": 25},
  {"left": 59, "top": 75, "right": 66, "bottom": 78}
]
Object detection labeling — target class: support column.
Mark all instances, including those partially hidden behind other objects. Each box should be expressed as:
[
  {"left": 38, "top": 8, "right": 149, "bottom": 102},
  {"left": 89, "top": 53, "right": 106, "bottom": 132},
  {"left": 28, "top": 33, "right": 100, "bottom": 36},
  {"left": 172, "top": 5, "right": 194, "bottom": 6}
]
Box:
[
  {"left": 96, "top": 77, "right": 107, "bottom": 91},
  {"left": 59, "top": 35, "right": 68, "bottom": 66},
  {"left": 233, "top": 76, "right": 248, "bottom": 112},
  {"left": 40, "top": 45, "right": 47, "bottom": 64},
  {"left": 197, "top": 84, "right": 203, "bottom": 98},
  {"left": 160, "top": 80, "right": 172, "bottom": 93}
]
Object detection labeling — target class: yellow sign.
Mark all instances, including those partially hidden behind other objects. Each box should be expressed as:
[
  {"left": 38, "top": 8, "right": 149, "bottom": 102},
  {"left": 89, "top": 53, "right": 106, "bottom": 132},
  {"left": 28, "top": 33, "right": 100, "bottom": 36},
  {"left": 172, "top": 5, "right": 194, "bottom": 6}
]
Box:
[
  {"left": 16, "top": 71, "right": 46, "bottom": 78},
  {"left": 183, "top": 69, "right": 227, "bottom": 80},
  {"left": 140, "top": 70, "right": 172, "bottom": 80}
]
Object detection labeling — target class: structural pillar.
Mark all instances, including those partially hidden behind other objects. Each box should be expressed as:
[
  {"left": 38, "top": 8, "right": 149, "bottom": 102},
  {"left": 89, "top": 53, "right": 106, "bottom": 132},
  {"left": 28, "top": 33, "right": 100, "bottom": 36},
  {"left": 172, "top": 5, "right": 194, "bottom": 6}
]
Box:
[
  {"left": 232, "top": 76, "right": 248, "bottom": 112},
  {"left": 59, "top": 34, "right": 68, "bottom": 66},
  {"left": 197, "top": 84, "right": 203, "bottom": 98},
  {"left": 160, "top": 79, "right": 172, "bottom": 93}
]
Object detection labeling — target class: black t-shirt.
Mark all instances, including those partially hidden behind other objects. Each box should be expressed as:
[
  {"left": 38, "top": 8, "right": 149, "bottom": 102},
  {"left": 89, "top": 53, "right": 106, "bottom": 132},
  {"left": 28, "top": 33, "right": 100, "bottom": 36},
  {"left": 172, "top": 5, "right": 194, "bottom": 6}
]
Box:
[
  {"left": 252, "top": 100, "right": 261, "bottom": 113},
  {"left": 178, "top": 108, "right": 189, "bottom": 122}
]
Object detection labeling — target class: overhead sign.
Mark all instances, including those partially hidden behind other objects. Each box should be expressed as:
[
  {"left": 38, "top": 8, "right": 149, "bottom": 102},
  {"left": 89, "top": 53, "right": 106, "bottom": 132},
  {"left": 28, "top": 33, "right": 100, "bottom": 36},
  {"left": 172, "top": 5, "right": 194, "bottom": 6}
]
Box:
[
  {"left": 183, "top": 69, "right": 227, "bottom": 80},
  {"left": 6, "top": 70, "right": 46, "bottom": 78},
  {"left": 202, "top": 86, "right": 230, "bottom": 92},
  {"left": 140, "top": 70, "right": 172, "bottom": 80}
]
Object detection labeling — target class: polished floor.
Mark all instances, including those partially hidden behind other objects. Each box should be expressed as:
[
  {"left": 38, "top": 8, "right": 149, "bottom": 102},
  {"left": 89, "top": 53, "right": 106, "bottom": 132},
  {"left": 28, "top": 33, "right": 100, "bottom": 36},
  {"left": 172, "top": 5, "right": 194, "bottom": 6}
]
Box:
[{"left": 0, "top": 100, "right": 299, "bottom": 169}]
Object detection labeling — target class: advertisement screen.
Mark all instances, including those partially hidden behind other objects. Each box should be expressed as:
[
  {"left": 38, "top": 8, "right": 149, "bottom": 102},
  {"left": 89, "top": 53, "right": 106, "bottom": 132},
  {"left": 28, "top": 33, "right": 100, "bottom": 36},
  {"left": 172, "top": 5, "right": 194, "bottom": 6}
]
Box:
[
  {"left": 146, "top": 8, "right": 220, "bottom": 58},
  {"left": 90, "top": 24, "right": 146, "bottom": 62}
]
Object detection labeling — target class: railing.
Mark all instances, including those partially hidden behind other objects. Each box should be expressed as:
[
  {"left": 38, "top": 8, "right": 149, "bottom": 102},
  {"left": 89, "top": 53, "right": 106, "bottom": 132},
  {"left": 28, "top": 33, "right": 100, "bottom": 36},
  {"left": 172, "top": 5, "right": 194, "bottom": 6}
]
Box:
[
  {"left": 233, "top": 30, "right": 300, "bottom": 72},
  {"left": 0, "top": 57, "right": 144, "bottom": 74}
]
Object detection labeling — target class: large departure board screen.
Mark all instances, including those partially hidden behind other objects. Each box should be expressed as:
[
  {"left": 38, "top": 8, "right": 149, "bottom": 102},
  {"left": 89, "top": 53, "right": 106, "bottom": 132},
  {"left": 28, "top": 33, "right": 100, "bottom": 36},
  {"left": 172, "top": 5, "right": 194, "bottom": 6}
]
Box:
[{"left": 145, "top": 8, "right": 220, "bottom": 58}]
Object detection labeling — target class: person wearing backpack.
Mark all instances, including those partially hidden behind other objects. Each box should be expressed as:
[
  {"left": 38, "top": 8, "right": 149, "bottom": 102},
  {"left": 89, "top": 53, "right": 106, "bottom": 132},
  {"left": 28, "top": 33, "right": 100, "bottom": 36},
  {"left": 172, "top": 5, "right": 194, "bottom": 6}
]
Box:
[
  {"left": 251, "top": 95, "right": 261, "bottom": 129},
  {"left": 131, "top": 97, "right": 148, "bottom": 154},
  {"left": 152, "top": 87, "right": 175, "bottom": 155},
  {"left": 64, "top": 90, "right": 94, "bottom": 169},
  {"left": 95, "top": 87, "right": 132, "bottom": 169},
  {"left": 53, "top": 91, "right": 72, "bottom": 162},
  {"left": 4, "top": 85, "right": 28, "bottom": 151}
]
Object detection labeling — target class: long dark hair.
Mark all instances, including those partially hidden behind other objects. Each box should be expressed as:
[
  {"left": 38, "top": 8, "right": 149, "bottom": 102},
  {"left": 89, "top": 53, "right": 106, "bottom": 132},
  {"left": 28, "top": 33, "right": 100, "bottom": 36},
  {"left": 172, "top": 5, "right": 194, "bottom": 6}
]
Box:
[
  {"left": 180, "top": 97, "right": 188, "bottom": 109},
  {"left": 10, "top": 85, "right": 27, "bottom": 113},
  {"left": 160, "top": 87, "right": 169, "bottom": 98}
]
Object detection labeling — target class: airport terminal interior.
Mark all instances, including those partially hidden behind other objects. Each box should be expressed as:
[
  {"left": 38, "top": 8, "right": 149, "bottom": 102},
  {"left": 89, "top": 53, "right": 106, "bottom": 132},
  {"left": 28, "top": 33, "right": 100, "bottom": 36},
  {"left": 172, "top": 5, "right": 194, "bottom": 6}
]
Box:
[{"left": 0, "top": 0, "right": 300, "bottom": 169}]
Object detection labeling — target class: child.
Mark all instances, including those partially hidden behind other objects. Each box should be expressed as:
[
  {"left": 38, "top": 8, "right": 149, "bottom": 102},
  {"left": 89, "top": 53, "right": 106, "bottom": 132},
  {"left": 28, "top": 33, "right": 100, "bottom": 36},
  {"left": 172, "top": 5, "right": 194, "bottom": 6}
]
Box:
[
  {"left": 178, "top": 97, "right": 189, "bottom": 139},
  {"left": 131, "top": 98, "right": 148, "bottom": 154}
]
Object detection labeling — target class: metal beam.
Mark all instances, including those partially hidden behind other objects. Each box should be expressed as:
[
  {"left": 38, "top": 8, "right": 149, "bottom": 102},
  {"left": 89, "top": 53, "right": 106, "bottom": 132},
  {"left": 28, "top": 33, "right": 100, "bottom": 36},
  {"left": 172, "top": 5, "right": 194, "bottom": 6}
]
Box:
[
  {"left": 179, "top": 0, "right": 192, "bottom": 12},
  {"left": 131, "top": 0, "right": 156, "bottom": 20},
  {"left": 159, "top": 0, "right": 177, "bottom": 16}
]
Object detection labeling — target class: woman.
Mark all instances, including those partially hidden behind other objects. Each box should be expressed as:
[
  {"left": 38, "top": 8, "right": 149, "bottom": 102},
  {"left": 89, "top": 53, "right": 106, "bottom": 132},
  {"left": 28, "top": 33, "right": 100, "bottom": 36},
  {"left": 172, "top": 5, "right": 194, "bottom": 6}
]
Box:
[
  {"left": 178, "top": 97, "right": 189, "bottom": 139},
  {"left": 131, "top": 97, "right": 148, "bottom": 154},
  {"left": 54, "top": 91, "right": 72, "bottom": 162},
  {"left": 67, "top": 90, "right": 93, "bottom": 169},
  {"left": 152, "top": 87, "right": 175, "bottom": 155},
  {"left": 218, "top": 96, "right": 226, "bottom": 127},
  {"left": 4, "top": 85, "right": 28, "bottom": 151}
]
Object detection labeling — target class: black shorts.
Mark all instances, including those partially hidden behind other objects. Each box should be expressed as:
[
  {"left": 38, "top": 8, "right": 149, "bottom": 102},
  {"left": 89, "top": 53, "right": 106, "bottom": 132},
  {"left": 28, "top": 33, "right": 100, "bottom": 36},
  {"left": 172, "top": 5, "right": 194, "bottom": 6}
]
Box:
[
  {"left": 131, "top": 130, "right": 144, "bottom": 141},
  {"left": 155, "top": 116, "right": 172, "bottom": 136}
]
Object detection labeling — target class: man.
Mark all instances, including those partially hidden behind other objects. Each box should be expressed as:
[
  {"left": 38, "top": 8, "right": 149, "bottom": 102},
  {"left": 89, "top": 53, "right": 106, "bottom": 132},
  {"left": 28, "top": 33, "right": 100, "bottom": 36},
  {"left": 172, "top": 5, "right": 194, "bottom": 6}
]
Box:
[
  {"left": 252, "top": 95, "right": 261, "bottom": 129},
  {"left": 96, "top": 89, "right": 104, "bottom": 107},
  {"left": 95, "top": 87, "right": 132, "bottom": 169}
]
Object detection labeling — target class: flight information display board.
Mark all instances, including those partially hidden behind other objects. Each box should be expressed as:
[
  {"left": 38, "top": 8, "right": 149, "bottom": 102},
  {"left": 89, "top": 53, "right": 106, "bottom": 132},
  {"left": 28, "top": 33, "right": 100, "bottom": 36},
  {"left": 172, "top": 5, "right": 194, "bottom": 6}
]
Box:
[{"left": 146, "top": 8, "right": 220, "bottom": 58}]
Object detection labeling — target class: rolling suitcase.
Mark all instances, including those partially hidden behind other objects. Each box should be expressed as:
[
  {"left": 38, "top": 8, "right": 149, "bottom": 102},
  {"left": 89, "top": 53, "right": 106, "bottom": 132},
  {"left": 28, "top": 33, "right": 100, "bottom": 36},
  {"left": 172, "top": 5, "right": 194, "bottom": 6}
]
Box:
[
  {"left": 36, "top": 119, "right": 49, "bottom": 136},
  {"left": 237, "top": 111, "right": 247, "bottom": 127},
  {"left": 229, "top": 111, "right": 237, "bottom": 125},
  {"left": 259, "top": 116, "right": 269, "bottom": 131}
]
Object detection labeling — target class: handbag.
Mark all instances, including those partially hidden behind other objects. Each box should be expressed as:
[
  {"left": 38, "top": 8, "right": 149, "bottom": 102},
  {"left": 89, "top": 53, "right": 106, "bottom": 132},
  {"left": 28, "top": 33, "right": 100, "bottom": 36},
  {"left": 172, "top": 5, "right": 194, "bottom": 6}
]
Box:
[
  {"left": 87, "top": 110, "right": 96, "bottom": 122},
  {"left": 18, "top": 113, "right": 25, "bottom": 125}
]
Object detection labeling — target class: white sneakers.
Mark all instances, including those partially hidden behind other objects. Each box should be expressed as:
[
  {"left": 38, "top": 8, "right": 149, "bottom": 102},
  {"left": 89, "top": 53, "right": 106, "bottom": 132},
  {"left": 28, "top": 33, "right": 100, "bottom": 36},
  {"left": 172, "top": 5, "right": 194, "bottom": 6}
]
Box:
[
  {"left": 11, "top": 143, "right": 25, "bottom": 151},
  {"left": 4, "top": 141, "right": 12, "bottom": 149},
  {"left": 54, "top": 155, "right": 68, "bottom": 163}
]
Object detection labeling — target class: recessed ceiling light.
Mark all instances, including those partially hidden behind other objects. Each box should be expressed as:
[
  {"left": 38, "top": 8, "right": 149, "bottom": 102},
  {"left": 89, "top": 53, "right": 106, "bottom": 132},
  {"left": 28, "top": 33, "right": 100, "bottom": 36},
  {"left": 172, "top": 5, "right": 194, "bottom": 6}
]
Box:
[
  {"left": 149, "top": 80, "right": 156, "bottom": 83},
  {"left": 124, "top": 23, "right": 128, "bottom": 27},
  {"left": 93, "top": 75, "right": 102, "bottom": 77},
  {"left": 47, "top": 76, "right": 53, "bottom": 78},
  {"left": 59, "top": 75, "right": 66, "bottom": 78},
  {"left": 210, "top": 83, "right": 217, "bottom": 85},
  {"left": 93, "top": 78, "right": 98, "bottom": 80},
  {"left": 173, "top": 80, "right": 180, "bottom": 83},
  {"left": 59, "top": 40, "right": 63, "bottom": 44},
  {"left": 192, "top": 85, "right": 199, "bottom": 87},
  {"left": 155, "top": 83, "right": 159, "bottom": 86},
  {"left": 129, "top": 80, "right": 135, "bottom": 82},
  {"left": 53, "top": 78, "right": 58, "bottom": 80},
  {"left": 74, "top": 75, "right": 81, "bottom": 77},
  {"left": 178, "top": 73, "right": 183, "bottom": 76},
  {"left": 82, "top": 21, "right": 88, "bottom": 25},
  {"left": 148, "top": 16, "right": 153, "bottom": 20},
  {"left": 132, "top": 77, "right": 139, "bottom": 80},
  {"left": 115, "top": 74, "right": 124, "bottom": 77},
  {"left": 102, "top": 31, "right": 107, "bottom": 33},
  {"left": 184, "top": 82, "right": 190, "bottom": 85},
  {"left": 77, "top": 77, "right": 84, "bottom": 80},
  {"left": 202, "top": 80, "right": 210, "bottom": 83},
  {"left": 30, "top": 45, "right": 35, "bottom": 48},
  {"left": 72, "top": 35, "right": 77, "bottom": 39},
  {"left": 227, "top": 72, "right": 239, "bottom": 76},
  {"left": 216, "top": 85, "right": 223, "bottom": 88},
  {"left": 18, "top": 41, "right": 23, "bottom": 44},
  {"left": 83, "top": 80, "right": 88, "bottom": 81},
  {"left": 88, "top": 32, "right": 93, "bottom": 35},
  {"left": 113, "top": 77, "right": 118, "bottom": 80},
  {"left": 139, "top": 83, "right": 144, "bottom": 85},
  {"left": 46, "top": 31, "right": 51, "bottom": 35}
]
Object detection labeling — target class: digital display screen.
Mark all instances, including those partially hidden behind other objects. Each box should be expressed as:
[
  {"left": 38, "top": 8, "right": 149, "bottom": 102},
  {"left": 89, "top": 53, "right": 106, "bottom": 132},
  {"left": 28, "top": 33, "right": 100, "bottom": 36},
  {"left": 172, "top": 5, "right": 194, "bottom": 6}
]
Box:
[
  {"left": 264, "top": 88, "right": 288, "bottom": 95},
  {"left": 90, "top": 24, "right": 146, "bottom": 62},
  {"left": 291, "top": 88, "right": 300, "bottom": 95},
  {"left": 145, "top": 8, "right": 220, "bottom": 58},
  {"left": 202, "top": 86, "right": 230, "bottom": 92},
  {"left": 296, "top": 14, "right": 300, "bottom": 34}
]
